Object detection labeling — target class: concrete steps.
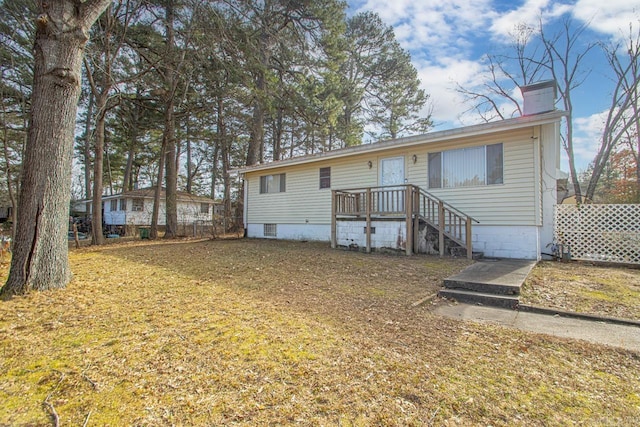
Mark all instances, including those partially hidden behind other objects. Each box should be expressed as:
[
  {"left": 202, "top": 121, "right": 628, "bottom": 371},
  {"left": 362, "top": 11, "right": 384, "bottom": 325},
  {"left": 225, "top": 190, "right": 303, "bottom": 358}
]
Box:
[
  {"left": 438, "top": 288, "right": 519, "bottom": 309},
  {"left": 439, "top": 259, "right": 537, "bottom": 309}
]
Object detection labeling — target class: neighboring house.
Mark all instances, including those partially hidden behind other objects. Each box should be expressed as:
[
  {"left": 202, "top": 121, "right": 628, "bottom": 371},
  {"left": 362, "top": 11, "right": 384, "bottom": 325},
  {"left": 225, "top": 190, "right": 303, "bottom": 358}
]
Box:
[
  {"left": 0, "top": 193, "right": 12, "bottom": 224},
  {"left": 0, "top": 206, "right": 11, "bottom": 224},
  {"left": 237, "top": 82, "right": 566, "bottom": 260},
  {"left": 74, "top": 187, "right": 217, "bottom": 227}
]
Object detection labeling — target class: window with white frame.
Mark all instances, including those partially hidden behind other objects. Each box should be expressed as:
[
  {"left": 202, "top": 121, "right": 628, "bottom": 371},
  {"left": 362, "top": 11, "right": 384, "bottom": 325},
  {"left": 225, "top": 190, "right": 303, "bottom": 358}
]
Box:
[
  {"left": 200, "top": 203, "right": 210, "bottom": 214},
  {"left": 110, "top": 199, "right": 118, "bottom": 211},
  {"left": 132, "top": 198, "right": 144, "bottom": 212},
  {"left": 428, "top": 143, "right": 503, "bottom": 189},
  {"left": 120, "top": 199, "right": 127, "bottom": 211},
  {"left": 259, "top": 173, "right": 286, "bottom": 194}
]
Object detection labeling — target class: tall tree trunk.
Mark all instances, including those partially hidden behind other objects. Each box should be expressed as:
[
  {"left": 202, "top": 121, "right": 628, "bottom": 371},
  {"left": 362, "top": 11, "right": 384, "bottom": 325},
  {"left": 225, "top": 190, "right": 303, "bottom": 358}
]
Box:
[
  {"left": 2, "top": 0, "right": 111, "bottom": 297},
  {"left": 246, "top": 30, "right": 269, "bottom": 167},
  {"left": 210, "top": 143, "right": 219, "bottom": 200},
  {"left": 91, "top": 95, "right": 107, "bottom": 245},
  {"left": 218, "top": 100, "right": 231, "bottom": 225},
  {"left": 150, "top": 147, "right": 165, "bottom": 240},
  {"left": 186, "top": 113, "right": 192, "bottom": 193},
  {"left": 273, "top": 107, "right": 283, "bottom": 161},
  {"left": 83, "top": 91, "right": 94, "bottom": 215},
  {"left": 164, "top": 103, "right": 178, "bottom": 238},
  {"left": 1, "top": 122, "right": 18, "bottom": 241},
  {"left": 123, "top": 146, "right": 135, "bottom": 192},
  {"left": 247, "top": 94, "right": 264, "bottom": 166},
  {"left": 123, "top": 85, "right": 143, "bottom": 192},
  {"left": 162, "top": 0, "right": 178, "bottom": 238},
  {"left": 105, "top": 136, "right": 114, "bottom": 195}
]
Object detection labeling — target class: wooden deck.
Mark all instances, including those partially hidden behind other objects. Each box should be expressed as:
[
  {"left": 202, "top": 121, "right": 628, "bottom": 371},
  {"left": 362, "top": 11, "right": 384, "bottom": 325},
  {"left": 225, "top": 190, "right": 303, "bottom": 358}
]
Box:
[{"left": 331, "top": 185, "right": 478, "bottom": 259}]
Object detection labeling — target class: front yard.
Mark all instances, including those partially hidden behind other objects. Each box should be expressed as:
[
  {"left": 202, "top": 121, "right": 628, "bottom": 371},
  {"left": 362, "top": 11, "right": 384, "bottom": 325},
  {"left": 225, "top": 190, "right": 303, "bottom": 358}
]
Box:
[
  {"left": 1, "top": 239, "right": 639, "bottom": 425},
  {"left": 522, "top": 260, "right": 640, "bottom": 320}
]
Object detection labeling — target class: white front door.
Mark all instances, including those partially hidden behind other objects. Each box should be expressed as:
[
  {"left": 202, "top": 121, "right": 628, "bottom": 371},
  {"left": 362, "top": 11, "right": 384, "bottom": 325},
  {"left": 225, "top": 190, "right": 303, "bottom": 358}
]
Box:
[
  {"left": 379, "top": 156, "right": 405, "bottom": 212},
  {"left": 380, "top": 156, "right": 405, "bottom": 186}
]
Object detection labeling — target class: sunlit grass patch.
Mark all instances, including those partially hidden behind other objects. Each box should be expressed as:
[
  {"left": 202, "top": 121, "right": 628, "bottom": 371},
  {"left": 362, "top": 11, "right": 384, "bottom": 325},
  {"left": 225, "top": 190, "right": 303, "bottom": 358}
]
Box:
[
  {"left": 1, "top": 239, "right": 639, "bottom": 425},
  {"left": 522, "top": 260, "right": 640, "bottom": 319}
]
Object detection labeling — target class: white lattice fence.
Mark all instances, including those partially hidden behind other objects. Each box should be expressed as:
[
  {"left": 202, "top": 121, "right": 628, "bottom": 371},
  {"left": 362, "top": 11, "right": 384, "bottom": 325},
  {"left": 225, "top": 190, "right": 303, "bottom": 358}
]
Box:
[{"left": 555, "top": 204, "right": 640, "bottom": 264}]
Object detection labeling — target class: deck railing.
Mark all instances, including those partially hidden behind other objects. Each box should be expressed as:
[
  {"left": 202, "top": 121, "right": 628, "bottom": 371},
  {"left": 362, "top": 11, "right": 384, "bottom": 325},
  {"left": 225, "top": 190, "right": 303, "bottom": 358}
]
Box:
[{"left": 331, "top": 185, "right": 478, "bottom": 258}]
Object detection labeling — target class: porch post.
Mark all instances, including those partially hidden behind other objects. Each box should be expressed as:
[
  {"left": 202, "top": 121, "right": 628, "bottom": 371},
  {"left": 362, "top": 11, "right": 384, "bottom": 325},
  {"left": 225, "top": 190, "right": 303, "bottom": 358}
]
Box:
[
  {"left": 466, "top": 215, "right": 473, "bottom": 259},
  {"left": 438, "top": 200, "right": 445, "bottom": 256},
  {"left": 413, "top": 187, "right": 420, "bottom": 254},
  {"left": 405, "top": 185, "right": 413, "bottom": 256},
  {"left": 331, "top": 190, "right": 337, "bottom": 249},
  {"left": 365, "top": 188, "right": 371, "bottom": 253}
]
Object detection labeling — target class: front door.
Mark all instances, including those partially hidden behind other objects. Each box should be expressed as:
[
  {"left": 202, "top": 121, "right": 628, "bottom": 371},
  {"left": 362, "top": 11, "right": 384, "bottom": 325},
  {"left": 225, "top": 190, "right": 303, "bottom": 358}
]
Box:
[{"left": 379, "top": 156, "right": 405, "bottom": 212}]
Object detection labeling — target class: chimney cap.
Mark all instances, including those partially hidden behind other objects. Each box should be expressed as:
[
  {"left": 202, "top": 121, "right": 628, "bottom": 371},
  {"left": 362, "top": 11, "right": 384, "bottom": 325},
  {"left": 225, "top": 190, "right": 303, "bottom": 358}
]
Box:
[{"left": 520, "top": 79, "right": 557, "bottom": 95}]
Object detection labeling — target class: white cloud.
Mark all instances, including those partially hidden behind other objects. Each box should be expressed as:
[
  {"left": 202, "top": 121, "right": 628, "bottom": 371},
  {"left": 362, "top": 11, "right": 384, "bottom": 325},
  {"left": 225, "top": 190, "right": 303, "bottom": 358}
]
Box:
[
  {"left": 350, "top": 0, "right": 495, "bottom": 58},
  {"left": 573, "top": 0, "right": 639, "bottom": 37},
  {"left": 346, "top": 0, "right": 633, "bottom": 144},
  {"left": 413, "top": 58, "right": 488, "bottom": 127},
  {"left": 489, "top": 0, "right": 572, "bottom": 41}
]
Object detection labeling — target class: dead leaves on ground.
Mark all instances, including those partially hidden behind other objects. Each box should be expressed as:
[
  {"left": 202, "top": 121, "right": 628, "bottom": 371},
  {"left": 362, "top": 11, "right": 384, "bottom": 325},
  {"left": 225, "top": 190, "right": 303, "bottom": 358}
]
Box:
[{"left": 1, "top": 240, "right": 639, "bottom": 425}]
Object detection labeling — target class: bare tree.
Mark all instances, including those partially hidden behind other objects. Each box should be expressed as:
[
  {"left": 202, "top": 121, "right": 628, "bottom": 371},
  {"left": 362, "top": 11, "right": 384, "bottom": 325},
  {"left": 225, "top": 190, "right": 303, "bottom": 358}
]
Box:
[
  {"left": 585, "top": 24, "right": 640, "bottom": 202},
  {"left": 456, "top": 23, "right": 549, "bottom": 121},
  {"left": 2, "top": 0, "right": 111, "bottom": 297},
  {"left": 540, "top": 18, "right": 596, "bottom": 203},
  {"left": 457, "top": 18, "right": 596, "bottom": 203}
]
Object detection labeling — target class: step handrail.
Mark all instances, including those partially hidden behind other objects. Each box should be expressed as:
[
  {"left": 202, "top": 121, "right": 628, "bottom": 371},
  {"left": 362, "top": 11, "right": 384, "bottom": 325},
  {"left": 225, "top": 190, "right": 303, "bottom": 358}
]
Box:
[
  {"left": 413, "top": 186, "right": 479, "bottom": 225},
  {"left": 332, "top": 184, "right": 477, "bottom": 258}
]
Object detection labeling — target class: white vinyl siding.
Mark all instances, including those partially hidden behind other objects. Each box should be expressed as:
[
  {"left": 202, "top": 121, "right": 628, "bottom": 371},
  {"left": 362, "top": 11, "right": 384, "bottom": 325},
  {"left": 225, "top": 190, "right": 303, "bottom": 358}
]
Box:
[
  {"left": 246, "top": 126, "right": 543, "bottom": 227},
  {"left": 247, "top": 156, "right": 376, "bottom": 225},
  {"left": 420, "top": 129, "right": 537, "bottom": 225}
]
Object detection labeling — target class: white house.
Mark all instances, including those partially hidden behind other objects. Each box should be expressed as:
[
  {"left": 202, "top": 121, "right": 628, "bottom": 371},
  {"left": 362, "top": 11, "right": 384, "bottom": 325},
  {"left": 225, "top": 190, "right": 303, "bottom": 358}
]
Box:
[
  {"left": 237, "top": 82, "right": 566, "bottom": 260},
  {"left": 102, "top": 187, "right": 216, "bottom": 226},
  {"left": 72, "top": 187, "right": 217, "bottom": 227}
]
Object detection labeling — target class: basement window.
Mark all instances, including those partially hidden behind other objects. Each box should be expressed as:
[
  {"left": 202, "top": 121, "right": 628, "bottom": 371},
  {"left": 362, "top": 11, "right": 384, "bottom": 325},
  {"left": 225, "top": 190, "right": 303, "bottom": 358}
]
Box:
[{"left": 264, "top": 224, "right": 277, "bottom": 237}]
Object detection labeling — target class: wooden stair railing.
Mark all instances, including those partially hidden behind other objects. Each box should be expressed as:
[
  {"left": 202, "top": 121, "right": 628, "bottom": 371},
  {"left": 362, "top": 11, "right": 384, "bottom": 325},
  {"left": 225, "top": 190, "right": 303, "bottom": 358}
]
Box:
[
  {"left": 412, "top": 186, "right": 479, "bottom": 258},
  {"left": 332, "top": 185, "right": 478, "bottom": 258}
]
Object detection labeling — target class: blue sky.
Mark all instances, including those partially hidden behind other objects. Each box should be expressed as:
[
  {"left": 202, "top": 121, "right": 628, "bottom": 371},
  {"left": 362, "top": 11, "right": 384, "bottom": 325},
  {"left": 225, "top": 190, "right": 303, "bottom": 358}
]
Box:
[{"left": 346, "top": 0, "right": 639, "bottom": 171}]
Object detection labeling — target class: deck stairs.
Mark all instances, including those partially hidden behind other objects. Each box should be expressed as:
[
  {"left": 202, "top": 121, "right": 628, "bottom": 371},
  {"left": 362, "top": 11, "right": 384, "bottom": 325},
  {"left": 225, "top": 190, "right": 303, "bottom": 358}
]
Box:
[{"left": 331, "top": 184, "right": 479, "bottom": 258}]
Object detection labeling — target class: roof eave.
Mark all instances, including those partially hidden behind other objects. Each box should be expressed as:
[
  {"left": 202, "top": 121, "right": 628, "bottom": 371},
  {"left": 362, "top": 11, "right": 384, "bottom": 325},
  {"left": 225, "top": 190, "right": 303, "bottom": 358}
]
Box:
[{"left": 234, "top": 110, "right": 567, "bottom": 174}]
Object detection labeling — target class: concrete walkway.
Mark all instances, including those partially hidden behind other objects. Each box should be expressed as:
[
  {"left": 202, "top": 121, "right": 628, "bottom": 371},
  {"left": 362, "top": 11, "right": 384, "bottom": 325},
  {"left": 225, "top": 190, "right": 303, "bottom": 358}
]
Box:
[
  {"left": 445, "top": 258, "right": 537, "bottom": 292},
  {"left": 435, "top": 303, "right": 640, "bottom": 353}
]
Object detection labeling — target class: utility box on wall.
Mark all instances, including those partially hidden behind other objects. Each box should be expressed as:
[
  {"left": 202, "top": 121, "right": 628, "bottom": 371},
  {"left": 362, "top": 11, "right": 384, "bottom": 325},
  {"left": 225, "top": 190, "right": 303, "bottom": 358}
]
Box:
[{"left": 521, "top": 80, "right": 557, "bottom": 116}]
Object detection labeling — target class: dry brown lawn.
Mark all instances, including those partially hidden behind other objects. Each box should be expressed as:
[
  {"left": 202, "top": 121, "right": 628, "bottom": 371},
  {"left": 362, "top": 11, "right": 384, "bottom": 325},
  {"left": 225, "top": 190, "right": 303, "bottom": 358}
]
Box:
[
  {"left": 522, "top": 261, "right": 640, "bottom": 320},
  {"left": 1, "top": 239, "right": 639, "bottom": 426}
]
